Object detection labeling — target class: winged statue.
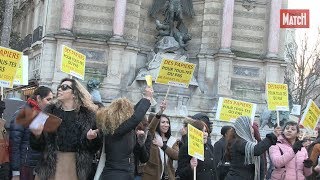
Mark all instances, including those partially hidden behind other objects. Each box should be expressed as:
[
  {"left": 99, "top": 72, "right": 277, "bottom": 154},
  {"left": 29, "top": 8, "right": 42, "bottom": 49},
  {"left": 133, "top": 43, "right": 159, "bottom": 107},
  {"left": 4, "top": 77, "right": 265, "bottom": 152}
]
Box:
[{"left": 149, "top": 0, "right": 195, "bottom": 37}]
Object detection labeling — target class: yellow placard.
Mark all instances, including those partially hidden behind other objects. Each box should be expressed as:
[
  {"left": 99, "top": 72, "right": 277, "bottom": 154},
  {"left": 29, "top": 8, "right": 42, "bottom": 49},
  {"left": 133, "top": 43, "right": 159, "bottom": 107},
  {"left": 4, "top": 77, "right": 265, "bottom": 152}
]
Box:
[
  {"left": 215, "top": 97, "right": 257, "bottom": 122},
  {"left": 14, "top": 55, "right": 28, "bottom": 85},
  {"left": 187, "top": 124, "right": 204, "bottom": 161},
  {"left": 155, "top": 59, "right": 196, "bottom": 88},
  {"left": 61, "top": 45, "right": 86, "bottom": 80},
  {"left": 0, "top": 46, "right": 22, "bottom": 88},
  {"left": 266, "top": 82, "right": 289, "bottom": 111},
  {"left": 300, "top": 99, "right": 320, "bottom": 130}
]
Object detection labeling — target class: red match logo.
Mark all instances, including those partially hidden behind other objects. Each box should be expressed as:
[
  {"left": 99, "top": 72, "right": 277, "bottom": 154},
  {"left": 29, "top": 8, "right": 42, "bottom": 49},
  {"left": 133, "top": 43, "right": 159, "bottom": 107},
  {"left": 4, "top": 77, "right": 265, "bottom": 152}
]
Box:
[{"left": 280, "top": 9, "right": 309, "bottom": 28}]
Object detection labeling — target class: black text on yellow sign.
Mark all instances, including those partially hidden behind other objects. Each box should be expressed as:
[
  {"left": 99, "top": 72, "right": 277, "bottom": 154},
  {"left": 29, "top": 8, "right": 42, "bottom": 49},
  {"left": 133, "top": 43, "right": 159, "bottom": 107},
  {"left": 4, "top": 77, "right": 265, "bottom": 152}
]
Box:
[
  {"left": 156, "top": 59, "right": 196, "bottom": 88},
  {"left": 0, "top": 46, "right": 22, "bottom": 88}
]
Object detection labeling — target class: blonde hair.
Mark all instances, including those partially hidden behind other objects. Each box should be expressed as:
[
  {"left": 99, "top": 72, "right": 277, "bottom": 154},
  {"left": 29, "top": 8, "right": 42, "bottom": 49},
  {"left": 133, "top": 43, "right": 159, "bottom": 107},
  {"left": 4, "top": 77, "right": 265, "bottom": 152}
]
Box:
[
  {"left": 96, "top": 98, "right": 134, "bottom": 134},
  {"left": 56, "top": 78, "right": 98, "bottom": 112}
]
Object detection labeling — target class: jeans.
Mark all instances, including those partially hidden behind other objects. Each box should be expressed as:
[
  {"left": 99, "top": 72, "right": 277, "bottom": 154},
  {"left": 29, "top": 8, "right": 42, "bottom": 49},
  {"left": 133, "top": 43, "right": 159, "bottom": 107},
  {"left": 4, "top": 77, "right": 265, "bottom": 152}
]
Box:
[{"left": 134, "top": 176, "right": 142, "bottom": 180}]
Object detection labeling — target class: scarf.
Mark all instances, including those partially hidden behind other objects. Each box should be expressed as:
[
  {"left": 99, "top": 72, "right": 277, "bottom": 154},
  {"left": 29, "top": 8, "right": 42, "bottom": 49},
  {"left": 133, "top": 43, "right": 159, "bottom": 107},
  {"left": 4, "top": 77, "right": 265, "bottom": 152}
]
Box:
[
  {"left": 234, "top": 116, "right": 260, "bottom": 180},
  {"left": 155, "top": 132, "right": 176, "bottom": 178},
  {"left": 27, "top": 98, "right": 41, "bottom": 111}
]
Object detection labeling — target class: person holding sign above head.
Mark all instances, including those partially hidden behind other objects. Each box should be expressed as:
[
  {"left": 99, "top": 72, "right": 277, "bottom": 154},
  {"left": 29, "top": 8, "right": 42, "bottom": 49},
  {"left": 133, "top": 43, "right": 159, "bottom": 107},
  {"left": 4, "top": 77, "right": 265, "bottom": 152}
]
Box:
[
  {"left": 224, "top": 116, "right": 281, "bottom": 180},
  {"left": 29, "top": 78, "right": 102, "bottom": 180},
  {"left": 10, "top": 86, "right": 53, "bottom": 180},
  {"left": 142, "top": 105, "right": 179, "bottom": 180},
  {"left": 269, "top": 121, "right": 313, "bottom": 180},
  {"left": 177, "top": 120, "right": 215, "bottom": 180},
  {"left": 95, "top": 87, "right": 153, "bottom": 180}
]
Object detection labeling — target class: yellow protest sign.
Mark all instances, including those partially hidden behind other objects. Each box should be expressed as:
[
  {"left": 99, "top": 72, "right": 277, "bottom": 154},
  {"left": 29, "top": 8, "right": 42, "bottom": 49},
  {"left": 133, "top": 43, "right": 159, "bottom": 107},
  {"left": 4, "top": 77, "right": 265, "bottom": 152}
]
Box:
[
  {"left": 61, "top": 45, "right": 86, "bottom": 80},
  {"left": 14, "top": 55, "right": 28, "bottom": 85},
  {"left": 188, "top": 124, "right": 204, "bottom": 161},
  {"left": 156, "top": 59, "right": 196, "bottom": 88},
  {"left": 266, "top": 82, "right": 289, "bottom": 111},
  {"left": 300, "top": 99, "right": 320, "bottom": 130},
  {"left": 216, "top": 97, "right": 257, "bottom": 122},
  {"left": 0, "top": 46, "right": 22, "bottom": 88}
]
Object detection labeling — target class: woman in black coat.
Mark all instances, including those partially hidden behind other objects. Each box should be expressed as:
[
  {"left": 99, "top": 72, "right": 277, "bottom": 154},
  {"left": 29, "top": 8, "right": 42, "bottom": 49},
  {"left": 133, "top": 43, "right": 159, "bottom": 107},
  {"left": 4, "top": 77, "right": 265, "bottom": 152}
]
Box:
[
  {"left": 96, "top": 87, "right": 153, "bottom": 180},
  {"left": 177, "top": 120, "right": 216, "bottom": 180},
  {"left": 224, "top": 116, "right": 280, "bottom": 180},
  {"left": 30, "top": 78, "right": 102, "bottom": 180}
]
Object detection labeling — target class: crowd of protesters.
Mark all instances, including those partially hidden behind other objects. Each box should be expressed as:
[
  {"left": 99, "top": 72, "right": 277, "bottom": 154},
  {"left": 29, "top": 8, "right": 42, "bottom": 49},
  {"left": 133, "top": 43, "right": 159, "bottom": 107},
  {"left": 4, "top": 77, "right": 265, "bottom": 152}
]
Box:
[{"left": 0, "top": 78, "right": 319, "bottom": 180}]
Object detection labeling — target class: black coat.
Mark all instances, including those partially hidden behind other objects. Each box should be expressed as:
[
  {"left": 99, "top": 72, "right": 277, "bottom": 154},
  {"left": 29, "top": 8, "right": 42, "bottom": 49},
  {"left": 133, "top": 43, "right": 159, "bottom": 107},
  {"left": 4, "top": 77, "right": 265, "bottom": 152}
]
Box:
[
  {"left": 9, "top": 106, "right": 42, "bottom": 173},
  {"left": 225, "top": 133, "right": 277, "bottom": 180},
  {"left": 133, "top": 133, "right": 152, "bottom": 176},
  {"left": 177, "top": 143, "right": 216, "bottom": 180},
  {"left": 213, "top": 136, "right": 229, "bottom": 180},
  {"left": 100, "top": 98, "right": 151, "bottom": 180},
  {"left": 30, "top": 104, "right": 102, "bottom": 180}
]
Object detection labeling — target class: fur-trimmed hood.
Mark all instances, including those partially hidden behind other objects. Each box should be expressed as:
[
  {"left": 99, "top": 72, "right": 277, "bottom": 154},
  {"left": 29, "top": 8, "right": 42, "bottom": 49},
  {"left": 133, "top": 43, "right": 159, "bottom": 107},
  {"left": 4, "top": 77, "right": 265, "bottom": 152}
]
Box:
[{"left": 96, "top": 98, "right": 134, "bottom": 135}]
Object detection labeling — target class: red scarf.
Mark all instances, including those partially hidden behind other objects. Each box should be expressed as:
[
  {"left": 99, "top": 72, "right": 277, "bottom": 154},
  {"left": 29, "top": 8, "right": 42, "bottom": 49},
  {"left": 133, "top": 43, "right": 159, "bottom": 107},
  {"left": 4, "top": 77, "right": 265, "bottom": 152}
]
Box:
[{"left": 27, "top": 98, "right": 41, "bottom": 111}]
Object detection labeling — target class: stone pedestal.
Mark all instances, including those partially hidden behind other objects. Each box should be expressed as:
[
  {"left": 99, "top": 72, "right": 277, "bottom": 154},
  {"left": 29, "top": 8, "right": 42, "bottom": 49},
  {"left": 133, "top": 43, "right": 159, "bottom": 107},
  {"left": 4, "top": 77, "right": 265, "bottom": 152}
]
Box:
[
  {"left": 214, "top": 53, "right": 235, "bottom": 97},
  {"left": 264, "top": 59, "right": 286, "bottom": 83},
  {"left": 101, "top": 40, "right": 128, "bottom": 102}
]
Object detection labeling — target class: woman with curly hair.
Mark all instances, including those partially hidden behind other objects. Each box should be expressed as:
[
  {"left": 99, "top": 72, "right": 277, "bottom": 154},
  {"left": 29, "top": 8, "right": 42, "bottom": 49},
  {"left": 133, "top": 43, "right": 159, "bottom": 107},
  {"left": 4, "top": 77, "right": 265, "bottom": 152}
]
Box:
[
  {"left": 96, "top": 87, "right": 153, "bottom": 180},
  {"left": 30, "top": 78, "right": 102, "bottom": 180}
]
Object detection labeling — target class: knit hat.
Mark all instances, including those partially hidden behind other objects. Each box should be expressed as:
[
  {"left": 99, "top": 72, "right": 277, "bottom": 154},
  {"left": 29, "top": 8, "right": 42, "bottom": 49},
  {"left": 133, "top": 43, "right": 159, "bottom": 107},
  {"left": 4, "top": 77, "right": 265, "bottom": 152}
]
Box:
[{"left": 192, "top": 113, "right": 212, "bottom": 133}]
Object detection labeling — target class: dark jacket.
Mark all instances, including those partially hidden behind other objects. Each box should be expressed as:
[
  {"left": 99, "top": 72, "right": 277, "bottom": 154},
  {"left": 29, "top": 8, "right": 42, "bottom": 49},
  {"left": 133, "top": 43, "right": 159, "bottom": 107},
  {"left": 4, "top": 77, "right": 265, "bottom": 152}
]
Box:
[
  {"left": 30, "top": 104, "right": 102, "bottom": 180},
  {"left": 9, "top": 106, "right": 42, "bottom": 174},
  {"left": 225, "top": 133, "right": 277, "bottom": 180},
  {"left": 100, "top": 98, "right": 151, "bottom": 180},
  {"left": 134, "top": 132, "right": 152, "bottom": 176},
  {"left": 213, "top": 136, "right": 229, "bottom": 180},
  {"left": 177, "top": 142, "right": 216, "bottom": 180}
]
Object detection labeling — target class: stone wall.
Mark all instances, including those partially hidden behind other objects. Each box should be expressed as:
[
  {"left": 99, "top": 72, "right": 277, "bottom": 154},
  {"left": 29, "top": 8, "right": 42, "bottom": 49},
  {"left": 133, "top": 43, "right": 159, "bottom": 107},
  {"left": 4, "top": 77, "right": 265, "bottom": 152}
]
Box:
[
  {"left": 232, "top": 0, "right": 268, "bottom": 55},
  {"left": 73, "top": 0, "right": 114, "bottom": 37}
]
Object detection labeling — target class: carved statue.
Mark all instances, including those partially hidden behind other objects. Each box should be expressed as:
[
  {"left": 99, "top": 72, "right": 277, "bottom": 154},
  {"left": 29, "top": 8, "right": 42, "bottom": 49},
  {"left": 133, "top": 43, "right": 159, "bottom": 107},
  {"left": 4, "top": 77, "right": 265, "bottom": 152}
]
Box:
[
  {"left": 149, "top": 0, "right": 194, "bottom": 36},
  {"left": 260, "top": 94, "right": 294, "bottom": 128}
]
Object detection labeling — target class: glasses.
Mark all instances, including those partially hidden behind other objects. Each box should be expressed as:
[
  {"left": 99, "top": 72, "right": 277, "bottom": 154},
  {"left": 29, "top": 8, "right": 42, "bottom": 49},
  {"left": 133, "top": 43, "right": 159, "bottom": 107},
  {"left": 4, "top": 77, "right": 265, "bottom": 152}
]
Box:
[{"left": 57, "top": 84, "right": 73, "bottom": 91}]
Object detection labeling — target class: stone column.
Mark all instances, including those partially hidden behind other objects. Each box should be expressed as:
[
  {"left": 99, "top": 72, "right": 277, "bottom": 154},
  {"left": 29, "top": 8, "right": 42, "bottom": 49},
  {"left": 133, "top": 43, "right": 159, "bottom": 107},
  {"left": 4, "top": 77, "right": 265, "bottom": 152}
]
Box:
[
  {"left": 266, "top": 0, "right": 282, "bottom": 58},
  {"left": 112, "top": 0, "right": 127, "bottom": 38},
  {"left": 219, "top": 0, "right": 235, "bottom": 53},
  {"left": 60, "top": 0, "right": 75, "bottom": 33}
]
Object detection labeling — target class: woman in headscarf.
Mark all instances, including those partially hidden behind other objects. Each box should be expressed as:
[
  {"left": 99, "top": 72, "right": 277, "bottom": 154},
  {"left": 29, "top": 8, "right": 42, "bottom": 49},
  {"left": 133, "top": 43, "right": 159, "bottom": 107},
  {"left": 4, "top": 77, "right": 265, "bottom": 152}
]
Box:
[
  {"left": 269, "top": 121, "right": 313, "bottom": 180},
  {"left": 252, "top": 122, "right": 267, "bottom": 180},
  {"left": 30, "top": 78, "right": 102, "bottom": 180},
  {"left": 96, "top": 87, "right": 153, "bottom": 180},
  {"left": 225, "top": 116, "right": 280, "bottom": 180}
]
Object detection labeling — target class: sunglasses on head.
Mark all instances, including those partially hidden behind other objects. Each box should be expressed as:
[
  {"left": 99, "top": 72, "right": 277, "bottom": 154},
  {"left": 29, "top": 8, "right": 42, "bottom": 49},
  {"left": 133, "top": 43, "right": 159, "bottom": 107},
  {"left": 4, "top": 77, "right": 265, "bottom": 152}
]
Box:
[{"left": 57, "top": 84, "right": 73, "bottom": 91}]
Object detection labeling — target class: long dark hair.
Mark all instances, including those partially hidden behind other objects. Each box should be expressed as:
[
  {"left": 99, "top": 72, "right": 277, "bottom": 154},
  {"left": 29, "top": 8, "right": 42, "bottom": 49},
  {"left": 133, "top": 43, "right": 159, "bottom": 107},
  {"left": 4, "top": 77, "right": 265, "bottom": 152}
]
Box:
[
  {"left": 156, "top": 114, "right": 171, "bottom": 139},
  {"left": 225, "top": 128, "right": 238, "bottom": 162},
  {"left": 31, "top": 86, "right": 52, "bottom": 100}
]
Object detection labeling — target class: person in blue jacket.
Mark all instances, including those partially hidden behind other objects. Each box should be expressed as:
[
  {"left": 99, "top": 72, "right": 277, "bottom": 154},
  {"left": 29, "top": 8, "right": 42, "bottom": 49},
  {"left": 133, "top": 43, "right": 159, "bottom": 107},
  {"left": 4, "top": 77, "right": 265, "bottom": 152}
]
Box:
[{"left": 10, "top": 86, "right": 53, "bottom": 180}]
